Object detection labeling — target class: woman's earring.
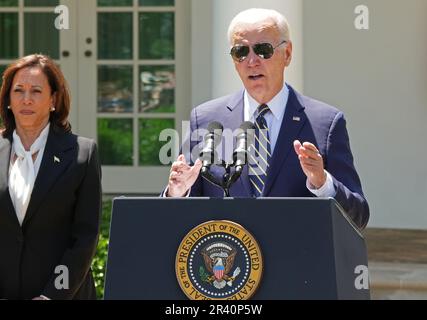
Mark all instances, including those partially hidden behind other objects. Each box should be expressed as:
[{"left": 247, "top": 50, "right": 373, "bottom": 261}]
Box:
[
  {"left": 7, "top": 105, "right": 11, "bottom": 110},
  {"left": 50, "top": 106, "right": 56, "bottom": 112}
]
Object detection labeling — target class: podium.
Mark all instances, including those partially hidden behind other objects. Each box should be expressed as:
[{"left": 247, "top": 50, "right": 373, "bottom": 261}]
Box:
[{"left": 104, "top": 197, "right": 370, "bottom": 300}]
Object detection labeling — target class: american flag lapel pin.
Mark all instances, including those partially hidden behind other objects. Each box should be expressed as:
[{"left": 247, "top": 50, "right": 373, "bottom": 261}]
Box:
[
  {"left": 54, "top": 156, "right": 60, "bottom": 164},
  {"left": 293, "top": 116, "right": 301, "bottom": 122}
]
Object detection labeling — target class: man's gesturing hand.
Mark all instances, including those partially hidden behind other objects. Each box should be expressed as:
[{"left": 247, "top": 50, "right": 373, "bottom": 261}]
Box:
[
  {"left": 293, "top": 140, "right": 326, "bottom": 189},
  {"left": 167, "top": 154, "right": 203, "bottom": 197}
]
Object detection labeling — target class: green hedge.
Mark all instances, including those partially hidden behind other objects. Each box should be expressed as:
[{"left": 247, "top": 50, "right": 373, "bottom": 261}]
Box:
[{"left": 92, "top": 197, "right": 113, "bottom": 299}]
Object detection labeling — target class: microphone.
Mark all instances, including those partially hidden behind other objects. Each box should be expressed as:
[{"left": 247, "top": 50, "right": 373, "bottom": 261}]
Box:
[
  {"left": 233, "top": 121, "right": 256, "bottom": 174},
  {"left": 200, "top": 121, "right": 223, "bottom": 174}
]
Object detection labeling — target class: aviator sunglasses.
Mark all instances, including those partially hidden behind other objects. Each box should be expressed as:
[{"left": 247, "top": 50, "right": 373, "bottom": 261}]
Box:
[{"left": 230, "top": 40, "right": 287, "bottom": 62}]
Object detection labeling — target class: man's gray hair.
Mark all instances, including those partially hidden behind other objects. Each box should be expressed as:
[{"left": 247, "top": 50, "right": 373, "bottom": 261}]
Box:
[{"left": 227, "top": 8, "right": 291, "bottom": 45}]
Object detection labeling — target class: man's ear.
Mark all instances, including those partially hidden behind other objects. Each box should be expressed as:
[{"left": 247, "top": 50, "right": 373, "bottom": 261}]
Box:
[{"left": 285, "top": 41, "right": 293, "bottom": 66}]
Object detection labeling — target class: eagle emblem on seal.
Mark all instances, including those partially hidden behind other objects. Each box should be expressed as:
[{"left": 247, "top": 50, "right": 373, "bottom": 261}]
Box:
[{"left": 200, "top": 242, "right": 241, "bottom": 289}]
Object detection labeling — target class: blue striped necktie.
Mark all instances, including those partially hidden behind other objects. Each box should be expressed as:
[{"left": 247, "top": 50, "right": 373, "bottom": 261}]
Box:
[{"left": 249, "top": 104, "right": 272, "bottom": 197}]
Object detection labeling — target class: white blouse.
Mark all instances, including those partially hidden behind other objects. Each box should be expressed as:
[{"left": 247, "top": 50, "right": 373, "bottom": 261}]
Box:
[{"left": 9, "top": 123, "right": 50, "bottom": 226}]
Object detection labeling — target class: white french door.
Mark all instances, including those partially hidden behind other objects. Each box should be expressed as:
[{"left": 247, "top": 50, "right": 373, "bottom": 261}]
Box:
[
  {"left": 77, "top": 0, "right": 191, "bottom": 194},
  {"left": 0, "top": 0, "right": 191, "bottom": 194}
]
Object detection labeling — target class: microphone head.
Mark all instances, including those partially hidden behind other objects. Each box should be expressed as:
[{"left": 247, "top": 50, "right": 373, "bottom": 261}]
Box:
[
  {"left": 240, "top": 121, "right": 256, "bottom": 131},
  {"left": 200, "top": 121, "right": 223, "bottom": 168},
  {"left": 233, "top": 121, "right": 255, "bottom": 167},
  {"left": 240, "top": 121, "right": 256, "bottom": 142},
  {"left": 207, "top": 121, "right": 224, "bottom": 132}
]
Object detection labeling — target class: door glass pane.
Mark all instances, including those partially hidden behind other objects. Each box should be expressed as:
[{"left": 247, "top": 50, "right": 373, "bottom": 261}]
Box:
[
  {"left": 98, "top": 118, "right": 133, "bottom": 166},
  {"left": 139, "top": 65, "right": 175, "bottom": 113},
  {"left": 139, "top": 118, "right": 174, "bottom": 166},
  {"left": 139, "top": 12, "right": 174, "bottom": 60},
  {"left": 98, "top": 13, "right": 132, "bottom": 60},
  {"left": 24, "top": 13, "right": 59, "bottom": 59},
  {"left": 98, "top": 0, "right": 132, "bottom": 6},
  {"left": 0, "top": 0, "right": 18, "bottom": 6},
  {"left": 0, "top": 13, "right": 18, "bottom": 59},
  {"left": 139, "top": 0, "right": 174, "bottom": 6},
  {"left": 24, "top": 0, "right": 58, "bottom": 6},
  {"left": 98, "top": 66, "right": 133, "bottom": 113}
]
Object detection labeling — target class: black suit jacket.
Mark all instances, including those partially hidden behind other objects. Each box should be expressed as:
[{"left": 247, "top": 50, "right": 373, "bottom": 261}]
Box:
[{"left": 0, "top": 125, "right": 102, "bottom": 300}]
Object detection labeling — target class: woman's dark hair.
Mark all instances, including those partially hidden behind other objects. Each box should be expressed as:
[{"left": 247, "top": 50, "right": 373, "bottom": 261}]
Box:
[{"left": 0, "top": 54, "right": 71, "bottom": 137}]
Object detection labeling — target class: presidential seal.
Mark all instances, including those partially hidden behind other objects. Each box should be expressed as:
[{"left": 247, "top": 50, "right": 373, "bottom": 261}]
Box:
[{"left": 176, "top": 220, "right": 263, "bottom": 300}]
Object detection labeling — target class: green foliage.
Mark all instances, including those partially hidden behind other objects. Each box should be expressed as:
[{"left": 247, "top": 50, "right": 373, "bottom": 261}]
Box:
[
  {"left": 98, "top": 118, "right": 133, "bottom": 166},
  {"left": 139, "top": 0, "right": 174, "bottom": 6},
  {"left": 0, "top": 64, "right": 4, "bottom": 128},
  {"left": 0, "top": 13, "right": 18, "bottom": 59},
  {"left": 145, "top": 104, "right": 174, "bottom": 114},
  {"left": 199, "top": 266, "right": 210, "bottom": 283},
  {"left": 97, "top": 0, "right": 175, "bottom": 7},
  {"left": 24, "top": 13, "right": 59, "bottom": 59},
  {"left": 98, "top": 12, "right": 132, "bottom": 60},
  {"left": 92, "top": 197, "right": 113, "bottom": 299},
  {"left": 0, "top": 0, "right": 18, "bottom": 6},
  {"left": 24, "top": 0, "right": 59, "bottom": 6},
  {"left": 98, "top": 0, "right": 132, "bottom": 6},
  {"left": 150, "top": 38, "right": 174, "bottom": 60},
  {"left": 139, "top": 118, "right": 174, "bottom": 166},
  {"left": 139, "top": 12, "right": 174, "bottom": 60},
  {"left": 1, "top": 65, "right": 7, "bottom": 79}
]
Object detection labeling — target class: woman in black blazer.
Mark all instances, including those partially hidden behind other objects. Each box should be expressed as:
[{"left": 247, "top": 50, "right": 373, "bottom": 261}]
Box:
[{"left": 0, "top": 54, "right": 101, "bottom": 300}]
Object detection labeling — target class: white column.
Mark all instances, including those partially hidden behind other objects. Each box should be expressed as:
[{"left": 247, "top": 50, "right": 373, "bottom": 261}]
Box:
[{"left": 211, "top": 0, "right": 303, "bottom": 98}]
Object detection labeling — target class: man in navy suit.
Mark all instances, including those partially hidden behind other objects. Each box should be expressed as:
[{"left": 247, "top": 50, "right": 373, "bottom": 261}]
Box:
[{"left": 164, "top": 8, "right": 369, "bottom": 229}]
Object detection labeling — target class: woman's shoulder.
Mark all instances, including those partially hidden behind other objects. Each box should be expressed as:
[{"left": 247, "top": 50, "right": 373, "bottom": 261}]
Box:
[
  {"left": 53, "top": 130, "right": 98, "bottom": 158},
  {"left": 73, "top": 134, "right": 98, "bottom": 156},
  {"left": 76, "top": 134, "right": 97, "bottom": 148},
  {"left": 55, "top": 129, "right": 96, "bottom": 146},
  {"left": 0, "top": 129, "right": 12, "bottom": 143},
  {"left": 63, "top": 133, "right": 99, "bottom": 163}
]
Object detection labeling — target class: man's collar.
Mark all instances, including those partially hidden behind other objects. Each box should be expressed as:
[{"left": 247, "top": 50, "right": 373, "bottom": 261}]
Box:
[{"left": 244, "top": 84, "right": 290, "bottom": 121}]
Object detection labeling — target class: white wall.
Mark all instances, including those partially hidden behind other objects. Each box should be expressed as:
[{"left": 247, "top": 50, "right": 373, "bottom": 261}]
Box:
[{"left": 303, "top": 0, "right": 427, "bottom": 229}]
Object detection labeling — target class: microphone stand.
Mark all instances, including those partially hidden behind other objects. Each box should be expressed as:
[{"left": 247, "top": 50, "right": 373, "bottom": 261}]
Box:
[
  {"left": 201, "top": 160, "right": 244, "bottom": 198},
  {"left": 222, "top": 162, "right": 232, "bottom": 197}
]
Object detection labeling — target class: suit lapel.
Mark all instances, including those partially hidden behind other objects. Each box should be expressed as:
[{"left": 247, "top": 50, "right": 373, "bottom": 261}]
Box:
[
  {"left": 0, "top": 134, "right": 12, "bottom": 194},
  {"left": 220, "top": 90, "right": 245, "bottom": 129},
  {"left": 23, "top": 127, "right": 75, "bottom": 226},
  {"left": 263, "top": 86, "right": 307, "bottom": 196},
  {"left": 0, "top": 134, "right": 21, "bottom": 228},
  {"left": 222, "top": 90, "right": 253, "bottom": 197}
]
